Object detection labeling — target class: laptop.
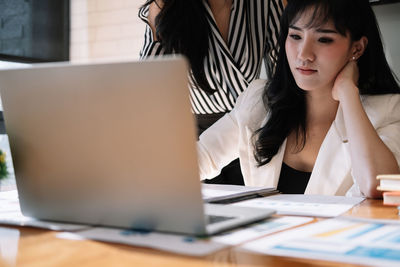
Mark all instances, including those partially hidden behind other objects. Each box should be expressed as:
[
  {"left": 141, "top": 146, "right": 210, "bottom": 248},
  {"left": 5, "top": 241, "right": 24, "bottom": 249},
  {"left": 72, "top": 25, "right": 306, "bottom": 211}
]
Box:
[{"left": 0, "top": 57, "right": 275, "bottom": 236}]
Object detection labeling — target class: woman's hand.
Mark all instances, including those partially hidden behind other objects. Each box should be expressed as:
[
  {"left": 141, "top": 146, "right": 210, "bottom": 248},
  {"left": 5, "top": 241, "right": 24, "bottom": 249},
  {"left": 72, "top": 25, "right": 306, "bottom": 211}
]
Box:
[{"left": 331, "top": 60, "right": 359, "bottom": 101}]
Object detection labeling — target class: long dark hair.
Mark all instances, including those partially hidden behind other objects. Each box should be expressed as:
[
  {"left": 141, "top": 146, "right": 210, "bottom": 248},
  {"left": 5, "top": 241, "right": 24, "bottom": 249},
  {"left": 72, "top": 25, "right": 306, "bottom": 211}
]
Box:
[
  {"left": 254, "top": 0, "right": 400, "bottom": 166},
  {"left": 142, "top": 0, "right": 214, "bottom": 94}
]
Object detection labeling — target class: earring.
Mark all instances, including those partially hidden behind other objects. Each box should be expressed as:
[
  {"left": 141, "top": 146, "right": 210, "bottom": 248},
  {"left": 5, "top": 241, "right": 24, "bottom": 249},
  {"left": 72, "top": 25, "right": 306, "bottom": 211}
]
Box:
[{"left": 352, "top": 56, "right": 356, "bottom": 61}]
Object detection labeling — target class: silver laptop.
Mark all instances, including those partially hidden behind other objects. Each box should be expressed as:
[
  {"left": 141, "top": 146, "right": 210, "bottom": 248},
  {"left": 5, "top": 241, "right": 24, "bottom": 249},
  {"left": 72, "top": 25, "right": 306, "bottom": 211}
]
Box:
[{"left": 0, "top": 57, "right": 274, "bottom": 236}]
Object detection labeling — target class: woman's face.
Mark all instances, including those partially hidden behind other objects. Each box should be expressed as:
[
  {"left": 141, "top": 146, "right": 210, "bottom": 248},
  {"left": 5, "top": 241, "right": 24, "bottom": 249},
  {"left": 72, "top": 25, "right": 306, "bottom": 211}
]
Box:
[{"left": 285, "top": 9, "right": 354, "bottom": 93}]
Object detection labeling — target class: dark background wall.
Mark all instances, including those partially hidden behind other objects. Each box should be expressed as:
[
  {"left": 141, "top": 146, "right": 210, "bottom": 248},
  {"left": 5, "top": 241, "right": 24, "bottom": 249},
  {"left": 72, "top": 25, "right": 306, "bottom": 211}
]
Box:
[
  {"left": 0, "top": 0, "right": 69, "bottom": 63},
  {"left": 0, "top": 0, "right": 70, "bottom": 134},
  {"left": 371, "top": 0, "right": 400, "bottom": 80}
]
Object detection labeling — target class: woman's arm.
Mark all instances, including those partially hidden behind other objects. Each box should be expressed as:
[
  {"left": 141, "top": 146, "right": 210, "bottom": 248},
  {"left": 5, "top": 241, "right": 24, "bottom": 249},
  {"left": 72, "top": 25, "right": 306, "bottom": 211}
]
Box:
[
  {"left": 333, "top": 61, "right": 400, "bottom": 198},
  {"left": 197, "top": 79, "right": 268, "bottom": 180},
  {"left": 197, "top": 113, "right": 240, "bottom": 180}
]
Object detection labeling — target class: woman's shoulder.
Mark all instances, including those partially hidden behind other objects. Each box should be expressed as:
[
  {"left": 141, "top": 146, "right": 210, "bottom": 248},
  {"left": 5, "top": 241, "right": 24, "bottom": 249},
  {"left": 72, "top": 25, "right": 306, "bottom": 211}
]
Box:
[
  {"left": 362, "top": 94, "right": 400, "bottom": 124},
  {"left": 139, "top": 1, "right": 163, "bottom": 24},
  {"left": 235, "top": 79, "right": 267, "bottom": 108},
  {"left": 232, "top": 79, "right": 268, "bottom": 128},
  {"left": 138, "top": 4, "right": 149, "bottom": 21},
  {"left": 362, "top": 94, "right": 400, "bottom": 109}
]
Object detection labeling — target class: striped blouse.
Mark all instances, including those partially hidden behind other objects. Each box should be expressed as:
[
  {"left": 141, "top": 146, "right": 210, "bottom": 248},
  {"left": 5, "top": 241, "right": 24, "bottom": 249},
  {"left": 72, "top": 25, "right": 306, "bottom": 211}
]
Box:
[{"left": 138, "top": 0, "right": 284, "bottom": 115}]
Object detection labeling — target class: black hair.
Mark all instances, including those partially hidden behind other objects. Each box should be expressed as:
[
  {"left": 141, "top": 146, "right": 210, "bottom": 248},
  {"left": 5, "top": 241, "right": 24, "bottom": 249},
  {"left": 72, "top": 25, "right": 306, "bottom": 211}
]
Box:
[
  {"left": 253, "top": 0, "right": 400, "bottom": 166},
  {"left": 142, "top": 0, "right": 214, "bottom": 94}
]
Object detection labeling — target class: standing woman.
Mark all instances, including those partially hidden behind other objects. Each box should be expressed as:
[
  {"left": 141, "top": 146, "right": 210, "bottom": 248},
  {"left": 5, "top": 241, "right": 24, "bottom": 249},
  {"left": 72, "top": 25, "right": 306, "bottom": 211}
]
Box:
[{"left": 139, "top": 0, "right": 285, "bottom": 185}]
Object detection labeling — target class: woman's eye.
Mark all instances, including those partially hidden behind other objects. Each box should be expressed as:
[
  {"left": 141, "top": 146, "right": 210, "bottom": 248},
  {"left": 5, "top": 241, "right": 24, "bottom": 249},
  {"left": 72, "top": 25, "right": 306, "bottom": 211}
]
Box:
[
  {"left": 289, "top": 34, "right": 301, "bottom": 40},
  {"left": 318, "top": 37, "right": 333, "bottom": 44}
]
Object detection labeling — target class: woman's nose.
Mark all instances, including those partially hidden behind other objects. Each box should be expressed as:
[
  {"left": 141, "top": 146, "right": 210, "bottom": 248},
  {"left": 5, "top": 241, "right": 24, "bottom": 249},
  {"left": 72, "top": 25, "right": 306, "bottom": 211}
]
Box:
[{"left": 298, "top": 38, "right": 315, "bottom": 63}]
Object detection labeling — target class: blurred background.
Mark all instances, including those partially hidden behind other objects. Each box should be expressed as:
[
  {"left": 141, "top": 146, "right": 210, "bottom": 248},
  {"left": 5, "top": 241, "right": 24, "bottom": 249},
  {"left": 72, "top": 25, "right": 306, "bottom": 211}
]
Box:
[{"left": 0, "top": 0, "right": 399, "bottom": 191}]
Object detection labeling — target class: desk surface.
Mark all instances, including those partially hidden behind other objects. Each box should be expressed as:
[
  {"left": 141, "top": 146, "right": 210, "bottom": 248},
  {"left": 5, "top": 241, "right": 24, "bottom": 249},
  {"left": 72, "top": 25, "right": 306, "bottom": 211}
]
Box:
[{"left": 0, "top": 199, "right": 398, "bottom": 267}]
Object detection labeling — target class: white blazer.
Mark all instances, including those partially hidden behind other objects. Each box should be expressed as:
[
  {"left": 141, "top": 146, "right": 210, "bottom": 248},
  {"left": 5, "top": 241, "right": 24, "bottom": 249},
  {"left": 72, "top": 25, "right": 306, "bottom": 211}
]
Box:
[{"left": 198, "top": 80, "right": 400, "bottom": 196}]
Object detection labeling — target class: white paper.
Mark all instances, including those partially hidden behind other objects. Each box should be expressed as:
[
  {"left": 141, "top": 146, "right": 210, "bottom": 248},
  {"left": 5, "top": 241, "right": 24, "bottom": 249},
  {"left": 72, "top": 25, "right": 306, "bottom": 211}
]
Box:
[
  {"left": 211, "top": 216, "right": 312, "bottom": 245},
  {"left": 0, "top": 190, "right": 89, "bottom": 231},
  {"left": 0, "top": 227, "right": 19, "bottom": 266},
  {"left": 58, "top": 216, "right": 312, "bottom": 256},
  {"left": 233, "top": 194, "right": 364, "bottom": 217},
  {"left": 241, "top": 217, "right": 400, "bottom": 267}
]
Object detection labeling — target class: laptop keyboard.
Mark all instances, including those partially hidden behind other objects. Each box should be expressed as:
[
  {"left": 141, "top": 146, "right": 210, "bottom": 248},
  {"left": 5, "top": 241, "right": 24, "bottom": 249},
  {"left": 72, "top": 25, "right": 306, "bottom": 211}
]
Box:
[{"left": 206, "top": 215, "right": 235, "bottom": 225}]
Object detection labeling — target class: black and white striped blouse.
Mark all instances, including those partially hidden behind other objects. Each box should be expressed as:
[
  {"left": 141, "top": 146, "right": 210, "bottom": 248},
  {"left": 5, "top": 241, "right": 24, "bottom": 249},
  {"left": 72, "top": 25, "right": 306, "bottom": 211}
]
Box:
[{"left": 139, "top": 0, "right": 284, "bottom": 115}]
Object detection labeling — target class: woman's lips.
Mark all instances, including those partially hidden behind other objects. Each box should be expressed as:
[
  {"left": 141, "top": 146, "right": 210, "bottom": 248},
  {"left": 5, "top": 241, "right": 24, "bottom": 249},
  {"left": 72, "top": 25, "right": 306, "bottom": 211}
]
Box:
[{"left": 296, "top": 67, "right": 317, "bottom": 75}]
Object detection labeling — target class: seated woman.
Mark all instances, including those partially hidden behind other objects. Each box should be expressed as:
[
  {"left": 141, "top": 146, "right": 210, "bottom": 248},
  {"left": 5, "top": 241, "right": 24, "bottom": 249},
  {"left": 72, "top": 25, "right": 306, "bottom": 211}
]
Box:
[{"left": 197, "top": 0, "right": 400, "bottom": 198}]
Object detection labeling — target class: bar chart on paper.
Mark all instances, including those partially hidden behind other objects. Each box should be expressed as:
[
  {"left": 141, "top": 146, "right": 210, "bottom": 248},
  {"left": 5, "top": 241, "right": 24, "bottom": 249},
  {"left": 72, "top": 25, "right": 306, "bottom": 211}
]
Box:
[{"left": 241, "top": 217, "right": 400, "bottom": 266}]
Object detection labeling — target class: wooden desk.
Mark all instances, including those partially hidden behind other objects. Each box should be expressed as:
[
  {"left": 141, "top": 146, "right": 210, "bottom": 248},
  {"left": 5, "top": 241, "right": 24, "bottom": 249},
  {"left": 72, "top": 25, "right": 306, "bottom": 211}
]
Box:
[{"left": 0, "top": 199, "right": 398, "bottom": 267}]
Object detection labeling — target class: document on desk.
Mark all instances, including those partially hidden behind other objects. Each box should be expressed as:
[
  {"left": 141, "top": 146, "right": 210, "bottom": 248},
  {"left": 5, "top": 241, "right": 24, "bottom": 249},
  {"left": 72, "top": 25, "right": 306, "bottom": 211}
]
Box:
[
  {"left": 233, "top": 194, "right": 364, "bottom": 217},
  {"left": 241, "top": 217, "right": 400, "bottom": 267},
  {"left": 58, "top": 216, "right": 313, "bottom": 256},
  {"left": 0, "top": 190, "right": 89, "bottom": 231},
  {"left": 0, "top": 227, "right": 19, "bottom": 266},
  {"left": 202, "top": 184, "right": 278, "bottom": 203}
]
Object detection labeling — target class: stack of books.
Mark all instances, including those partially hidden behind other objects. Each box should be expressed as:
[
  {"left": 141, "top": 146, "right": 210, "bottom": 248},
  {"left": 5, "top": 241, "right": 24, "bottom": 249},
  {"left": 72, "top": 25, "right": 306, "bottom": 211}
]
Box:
[{"left": 377, "top": 174, "right": 400, "bottom": 214}]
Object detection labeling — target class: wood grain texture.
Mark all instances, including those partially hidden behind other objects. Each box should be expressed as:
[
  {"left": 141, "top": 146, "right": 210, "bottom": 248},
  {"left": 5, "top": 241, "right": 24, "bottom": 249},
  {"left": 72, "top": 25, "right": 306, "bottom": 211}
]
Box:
[{"left": 0, "top": 199, "right": 398, "bottom": 267}]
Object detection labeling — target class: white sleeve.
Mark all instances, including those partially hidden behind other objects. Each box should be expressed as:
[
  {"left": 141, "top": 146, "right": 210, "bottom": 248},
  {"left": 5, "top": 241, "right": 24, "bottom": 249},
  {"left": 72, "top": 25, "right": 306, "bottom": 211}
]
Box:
[
  {"left": 348, "top": 94, "right": 400, "bottom": 197},
  {"left": 197, "top": 113, "right": 239, "bottom": 179},
  {"left": 376, "top": 94, "right": 400, "bottom": 167},
  {"left": 197, "top": 80, "right": 267, "bottom": 180}
]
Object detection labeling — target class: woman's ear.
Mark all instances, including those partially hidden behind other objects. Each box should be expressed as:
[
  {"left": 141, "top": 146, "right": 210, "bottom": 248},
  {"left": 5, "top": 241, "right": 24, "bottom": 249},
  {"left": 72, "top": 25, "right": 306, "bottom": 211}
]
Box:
[{"left": 351, "top": 36, "right": 368, "bottom": 60}]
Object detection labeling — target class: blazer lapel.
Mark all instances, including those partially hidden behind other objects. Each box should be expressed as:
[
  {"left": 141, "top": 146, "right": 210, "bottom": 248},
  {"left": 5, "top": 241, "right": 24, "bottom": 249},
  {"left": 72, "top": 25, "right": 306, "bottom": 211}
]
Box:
[
  {"left": 305, "top": 105, "right": 353, "bottom": 195},
  {"left": 243, "top": 123, "right": 285, "bottom": 187}
]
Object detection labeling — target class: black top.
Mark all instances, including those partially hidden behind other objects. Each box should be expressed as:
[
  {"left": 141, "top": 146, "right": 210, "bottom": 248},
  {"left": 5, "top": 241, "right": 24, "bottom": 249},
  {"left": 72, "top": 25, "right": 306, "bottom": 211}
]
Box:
[{"left": 277, "top": 162, "right": 311, "bottom": 194}]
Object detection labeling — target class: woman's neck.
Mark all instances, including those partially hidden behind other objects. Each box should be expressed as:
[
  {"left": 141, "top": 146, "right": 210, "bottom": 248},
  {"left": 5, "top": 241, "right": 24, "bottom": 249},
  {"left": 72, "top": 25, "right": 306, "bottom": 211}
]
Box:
[
  {"left": 306, "top": 89, "right": 339, "bottom": 126},
  {"left": 208, "top": 0, "right": 232, "bottom": 44},
  {"left": 208, "top": 0, "right": 231, "bottom": 11}
]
